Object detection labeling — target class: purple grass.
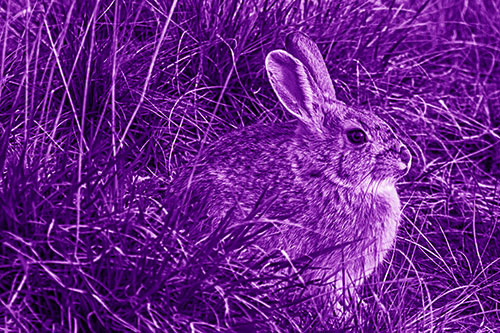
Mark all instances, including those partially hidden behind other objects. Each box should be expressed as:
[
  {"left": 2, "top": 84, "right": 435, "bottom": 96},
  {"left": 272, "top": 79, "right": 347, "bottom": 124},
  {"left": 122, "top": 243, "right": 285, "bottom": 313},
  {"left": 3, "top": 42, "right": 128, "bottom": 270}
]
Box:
[{"left": 0, "top": 0, "right": 499, "bottom": 331}]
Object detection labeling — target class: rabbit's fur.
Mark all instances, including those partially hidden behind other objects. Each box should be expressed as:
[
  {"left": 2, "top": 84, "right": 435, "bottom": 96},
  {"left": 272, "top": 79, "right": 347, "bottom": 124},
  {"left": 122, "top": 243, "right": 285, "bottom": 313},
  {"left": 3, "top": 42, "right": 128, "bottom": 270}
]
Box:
[{"left": 172, "top": 33, "right": 411, "bottom": 294}]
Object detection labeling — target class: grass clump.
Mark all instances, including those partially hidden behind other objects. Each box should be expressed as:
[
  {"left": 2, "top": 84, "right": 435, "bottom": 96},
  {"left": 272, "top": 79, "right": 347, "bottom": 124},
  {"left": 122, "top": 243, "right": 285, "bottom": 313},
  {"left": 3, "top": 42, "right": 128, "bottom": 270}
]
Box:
[{"left": 1, "top": 0, "right": 499, "bottom": 331}]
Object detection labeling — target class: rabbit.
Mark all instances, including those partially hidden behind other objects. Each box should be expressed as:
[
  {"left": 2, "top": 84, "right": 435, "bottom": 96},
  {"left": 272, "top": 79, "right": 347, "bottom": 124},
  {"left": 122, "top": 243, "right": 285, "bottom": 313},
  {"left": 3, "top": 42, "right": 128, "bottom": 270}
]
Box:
[{"left": 171, "top": 32, "right": 411, "bottom": 296}]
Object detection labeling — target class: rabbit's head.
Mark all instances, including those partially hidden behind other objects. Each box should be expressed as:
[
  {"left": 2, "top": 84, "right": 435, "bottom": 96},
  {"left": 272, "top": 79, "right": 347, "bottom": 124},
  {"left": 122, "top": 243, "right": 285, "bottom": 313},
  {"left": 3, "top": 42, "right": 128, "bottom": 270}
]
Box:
[{"left": 266, "top": 33, "right": 411, "bottom": 189}]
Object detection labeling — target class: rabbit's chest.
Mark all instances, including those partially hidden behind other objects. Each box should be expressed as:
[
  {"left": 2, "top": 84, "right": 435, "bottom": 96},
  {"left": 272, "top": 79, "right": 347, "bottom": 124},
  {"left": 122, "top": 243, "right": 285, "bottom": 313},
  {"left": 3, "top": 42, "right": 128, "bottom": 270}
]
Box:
[
  {"left": 346, "top": 182, "right": 401, "bottom": 280},
  {"left": 321, "top": 181, "right": 401, "bottom": 252},
  {"left": 372, "top": 183, "right": 401, "bottom": 251}
]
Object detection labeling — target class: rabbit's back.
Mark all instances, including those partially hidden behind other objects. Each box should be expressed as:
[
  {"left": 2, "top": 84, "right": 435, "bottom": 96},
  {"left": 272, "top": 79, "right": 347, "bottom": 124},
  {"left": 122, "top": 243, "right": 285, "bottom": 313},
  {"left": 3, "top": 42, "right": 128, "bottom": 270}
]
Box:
[{"left": 172, "top": 122, "right": 299, "bottom": 219}]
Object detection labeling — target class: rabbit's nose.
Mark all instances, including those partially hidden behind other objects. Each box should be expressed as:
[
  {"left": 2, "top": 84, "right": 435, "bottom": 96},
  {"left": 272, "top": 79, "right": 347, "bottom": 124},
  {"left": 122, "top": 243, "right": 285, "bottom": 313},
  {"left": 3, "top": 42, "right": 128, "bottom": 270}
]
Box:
[{"left": 399, "top": 144, "right": 412, "bottom": 169}]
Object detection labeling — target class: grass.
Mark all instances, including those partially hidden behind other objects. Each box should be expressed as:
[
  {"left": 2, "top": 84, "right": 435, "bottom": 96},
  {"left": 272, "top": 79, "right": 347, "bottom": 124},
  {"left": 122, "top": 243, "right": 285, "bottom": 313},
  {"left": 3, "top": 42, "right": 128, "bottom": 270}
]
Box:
[{"left": 1, "top": 0, "right": 499, "bottom": 331}]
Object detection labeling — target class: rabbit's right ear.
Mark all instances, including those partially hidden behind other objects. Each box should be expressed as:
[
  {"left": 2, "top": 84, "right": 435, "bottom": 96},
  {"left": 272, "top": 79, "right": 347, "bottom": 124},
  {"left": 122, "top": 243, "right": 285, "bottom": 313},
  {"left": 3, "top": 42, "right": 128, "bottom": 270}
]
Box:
[
  {"left": 285, "top": 32, "right": 337, "bottom": 102},
  {"left": 266, "top": 50, "right": 325, "bottom": 132}
]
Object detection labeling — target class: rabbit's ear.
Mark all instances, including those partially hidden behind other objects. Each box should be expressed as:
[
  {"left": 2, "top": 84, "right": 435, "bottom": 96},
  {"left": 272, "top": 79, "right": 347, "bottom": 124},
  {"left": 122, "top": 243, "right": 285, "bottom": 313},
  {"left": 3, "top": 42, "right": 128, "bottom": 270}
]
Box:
[
  {"left": 266, "top": 49, "right": 325, "bottom": 131},
  {"left": 285, "top": 32, "right": 336, "bottom": 101}
]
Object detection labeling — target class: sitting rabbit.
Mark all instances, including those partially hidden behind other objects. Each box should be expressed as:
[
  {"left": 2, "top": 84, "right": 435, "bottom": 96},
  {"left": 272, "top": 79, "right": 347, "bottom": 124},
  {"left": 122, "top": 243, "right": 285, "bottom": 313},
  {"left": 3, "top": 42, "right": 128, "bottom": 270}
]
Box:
[{"left": 171, "top": 32, "right": 411, "bottom": 295}]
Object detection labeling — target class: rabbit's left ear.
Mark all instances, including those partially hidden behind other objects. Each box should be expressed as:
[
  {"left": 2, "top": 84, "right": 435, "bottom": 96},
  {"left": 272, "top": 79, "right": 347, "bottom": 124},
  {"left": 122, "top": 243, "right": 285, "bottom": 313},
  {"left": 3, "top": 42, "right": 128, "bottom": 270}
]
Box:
[{"left": 266, "top": 49, "right": 325, "bottom": 132}]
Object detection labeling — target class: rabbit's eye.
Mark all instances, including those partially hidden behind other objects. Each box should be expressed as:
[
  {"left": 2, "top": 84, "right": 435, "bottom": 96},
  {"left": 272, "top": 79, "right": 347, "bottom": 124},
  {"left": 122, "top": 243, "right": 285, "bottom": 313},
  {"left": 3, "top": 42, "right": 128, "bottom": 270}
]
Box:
[{"left": 346, "top": 129, "right": 367, "bottom": 145}]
